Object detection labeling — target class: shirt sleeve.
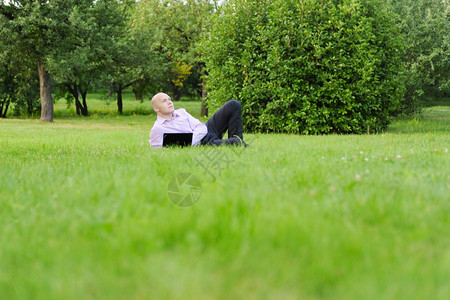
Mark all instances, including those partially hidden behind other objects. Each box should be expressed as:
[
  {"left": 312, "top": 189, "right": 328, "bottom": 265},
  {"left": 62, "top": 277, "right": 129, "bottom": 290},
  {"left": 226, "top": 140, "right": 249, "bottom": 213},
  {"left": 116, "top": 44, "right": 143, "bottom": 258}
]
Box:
[
  {"left": 183, "top": 110, "right": 208, "bottom": 146},
  {"left": 149, "top": 126, "right": 163, "bottom": 148}
]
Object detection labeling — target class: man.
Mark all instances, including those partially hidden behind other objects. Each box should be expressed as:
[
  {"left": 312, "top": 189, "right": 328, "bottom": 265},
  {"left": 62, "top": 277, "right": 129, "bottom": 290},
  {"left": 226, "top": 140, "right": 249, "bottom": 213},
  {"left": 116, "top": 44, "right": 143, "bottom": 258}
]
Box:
[{"left": 149, "top": 92, "right": 247, "bottom": 148}]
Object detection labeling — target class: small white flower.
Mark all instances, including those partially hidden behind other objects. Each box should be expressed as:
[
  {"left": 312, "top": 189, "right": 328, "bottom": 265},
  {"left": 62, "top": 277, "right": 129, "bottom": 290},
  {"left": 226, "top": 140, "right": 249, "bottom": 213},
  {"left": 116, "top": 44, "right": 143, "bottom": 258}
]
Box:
[
  {"left": 365, "top": 170, "right": 370, "bottom": 174},
  {"left": 397, "top": 155, "right": 402, "bottom": 159},
  {"left": 355, "top": 174, "right": 361, "bottom": 181},
  {"left": 445, "top": 148, "right": 448, "bottom": 153},
  {"left": 410, "top": 149, "right": 414, "bottom": 153},
  {"left": 365, "top": 157, "right": 369, "bottom": 162},
  {"left": 342, "top": 157, "right": 346, "bottom": 160},
  {"left": 360, "top": 151, "right": 364, "bottom": 155}
]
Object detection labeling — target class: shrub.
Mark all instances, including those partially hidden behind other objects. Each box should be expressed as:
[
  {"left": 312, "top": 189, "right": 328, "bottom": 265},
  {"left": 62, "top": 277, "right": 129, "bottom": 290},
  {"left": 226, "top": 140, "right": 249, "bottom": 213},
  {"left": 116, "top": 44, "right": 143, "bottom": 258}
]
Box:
[
  {"left": 201, "top": 0, "right": 406, "bottom": 134},
  {"left": 388, "top": 0, "right": 450, "bottom": 113}
]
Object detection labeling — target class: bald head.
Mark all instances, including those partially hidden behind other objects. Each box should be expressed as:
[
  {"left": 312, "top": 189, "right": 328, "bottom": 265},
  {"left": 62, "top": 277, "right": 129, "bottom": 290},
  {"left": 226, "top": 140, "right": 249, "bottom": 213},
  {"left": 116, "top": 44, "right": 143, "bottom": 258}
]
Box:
[
  {"left": 151, "top": 92, "right": 168, "bottom": 106},
  {"left": 151, "top": 92, "right": 174, "bottom": 119}
]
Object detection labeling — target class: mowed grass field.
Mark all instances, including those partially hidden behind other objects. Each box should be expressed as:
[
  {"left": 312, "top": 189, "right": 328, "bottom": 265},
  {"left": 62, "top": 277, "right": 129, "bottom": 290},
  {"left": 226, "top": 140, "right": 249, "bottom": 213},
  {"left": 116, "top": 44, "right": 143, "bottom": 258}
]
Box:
[{"left": 0, "top": 95, "right": 449, "bottom": 299}]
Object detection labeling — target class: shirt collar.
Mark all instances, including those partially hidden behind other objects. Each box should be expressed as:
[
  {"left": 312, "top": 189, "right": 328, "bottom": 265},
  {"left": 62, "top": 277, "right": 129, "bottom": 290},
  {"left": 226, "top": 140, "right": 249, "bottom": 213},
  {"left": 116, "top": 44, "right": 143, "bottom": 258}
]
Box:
[{"left": 155, "top": 110, "right": 180, "bottom": 125}]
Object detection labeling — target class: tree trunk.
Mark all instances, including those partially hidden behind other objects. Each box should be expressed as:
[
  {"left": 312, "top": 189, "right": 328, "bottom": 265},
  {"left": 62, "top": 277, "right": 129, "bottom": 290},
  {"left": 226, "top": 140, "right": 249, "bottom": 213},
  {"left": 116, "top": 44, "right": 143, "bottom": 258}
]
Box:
[
  {"left": 66, "top": 84, "right": 82, "bottom": 116},
  {"left": 117, "top": 84, "right": 123, "bottom": 114},
  {"left": 108, "top": 82, "right": 114, "bottom": 98},
  {"left": 0, "top": 98, "right": 10, "bottom": 118},
  {"left": 80, "top": 89, "right": 88, "bottom": 116},
  {"left": 26, "top": 96, "right": 33, "bottom": 115},
  {"left": 170, "top": 82, "right": 182, "bottom": 101},
  {"left": 199, "top": 65, "right": 208, "bottom": 117},
  {"left": 132, "top": 86, "right": 143, "bottom": 101},
  {"left": 75, "top": 91, "right": 82, "bottom": 116},
  {"left": 132, "top": 79, "right": 144, "bottom": 100},
  {"left": 0, "top": 99, "right": 4, "bottom": 117},
  {"left": 201, "top": 97, "right": 208, "bottom": 117},
  {"left": 75, "top": 98, "right": 81, "bottom": 115},
  {"left": 38, "top": 60, "right": 53, "bottom": 122}
]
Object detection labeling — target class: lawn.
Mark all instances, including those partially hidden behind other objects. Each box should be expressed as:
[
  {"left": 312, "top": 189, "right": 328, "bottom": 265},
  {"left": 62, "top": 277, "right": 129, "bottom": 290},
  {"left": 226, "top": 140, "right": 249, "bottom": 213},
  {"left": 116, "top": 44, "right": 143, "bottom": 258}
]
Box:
[{"left": 0, "top": 97, "right": 448, "bottom": 299}]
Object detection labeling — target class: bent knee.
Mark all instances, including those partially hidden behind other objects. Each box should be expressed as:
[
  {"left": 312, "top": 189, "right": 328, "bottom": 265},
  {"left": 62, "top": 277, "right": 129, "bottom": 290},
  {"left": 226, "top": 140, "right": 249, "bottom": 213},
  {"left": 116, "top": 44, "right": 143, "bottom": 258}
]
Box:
[{"left": 228, "top": 99, "right": 241, "bottom": 109}]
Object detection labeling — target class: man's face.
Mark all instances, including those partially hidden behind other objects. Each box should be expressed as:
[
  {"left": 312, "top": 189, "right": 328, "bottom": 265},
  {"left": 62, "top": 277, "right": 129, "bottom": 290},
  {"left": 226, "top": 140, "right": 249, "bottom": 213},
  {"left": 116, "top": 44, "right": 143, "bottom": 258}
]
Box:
[{"left": 153, "top": 93, "right": 174, "bottom": 115}]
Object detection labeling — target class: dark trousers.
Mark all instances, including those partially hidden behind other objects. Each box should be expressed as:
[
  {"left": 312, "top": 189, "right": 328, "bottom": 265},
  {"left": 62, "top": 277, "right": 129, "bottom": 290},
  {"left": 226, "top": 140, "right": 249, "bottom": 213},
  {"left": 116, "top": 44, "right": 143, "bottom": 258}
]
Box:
[{"left": 201, "top": 100, "right": 243, "bottom": 145}]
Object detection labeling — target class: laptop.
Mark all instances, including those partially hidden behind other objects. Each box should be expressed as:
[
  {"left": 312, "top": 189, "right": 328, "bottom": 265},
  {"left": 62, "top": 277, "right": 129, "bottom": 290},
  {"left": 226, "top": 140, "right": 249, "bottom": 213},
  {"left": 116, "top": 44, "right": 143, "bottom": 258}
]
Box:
[{"left": 163, "top": 133, "right": 193, "bottom": 147}]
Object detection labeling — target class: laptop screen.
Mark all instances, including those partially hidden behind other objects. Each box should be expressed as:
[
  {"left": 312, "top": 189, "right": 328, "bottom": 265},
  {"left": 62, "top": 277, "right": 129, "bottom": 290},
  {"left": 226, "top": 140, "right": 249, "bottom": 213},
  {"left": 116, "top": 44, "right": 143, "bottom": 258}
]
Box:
[{"left": 163, "top": 133, "right": 193, "bottom": 147}]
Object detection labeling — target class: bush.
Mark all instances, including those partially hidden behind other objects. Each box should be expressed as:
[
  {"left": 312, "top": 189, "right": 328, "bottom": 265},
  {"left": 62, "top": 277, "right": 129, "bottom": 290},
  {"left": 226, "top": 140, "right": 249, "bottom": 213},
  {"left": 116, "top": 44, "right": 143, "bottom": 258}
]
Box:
[
  {"left": 388, "top": 0, "right": 450, "bottom": 114},
  {"left": 201, "top": 0, "right": 406, "bottom": 134}
]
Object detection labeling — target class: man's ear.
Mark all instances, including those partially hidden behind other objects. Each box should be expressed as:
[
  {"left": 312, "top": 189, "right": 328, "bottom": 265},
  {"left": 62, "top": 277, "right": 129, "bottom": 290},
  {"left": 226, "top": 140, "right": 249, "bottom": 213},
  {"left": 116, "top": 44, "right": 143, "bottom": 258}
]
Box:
[{"left": 152, "top": 105, "right": 159, "bottom": 112}]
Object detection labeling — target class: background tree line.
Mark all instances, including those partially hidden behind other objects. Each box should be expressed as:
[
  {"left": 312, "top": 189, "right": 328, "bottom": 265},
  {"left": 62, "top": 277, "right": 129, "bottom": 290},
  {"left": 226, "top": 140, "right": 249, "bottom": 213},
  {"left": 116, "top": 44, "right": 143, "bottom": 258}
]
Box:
[
  {"left": 0, "top": 0, "right": 448, "bottom": 131},
  {"left": 0, "top": 0, "right": 217, "bottom": 120}
]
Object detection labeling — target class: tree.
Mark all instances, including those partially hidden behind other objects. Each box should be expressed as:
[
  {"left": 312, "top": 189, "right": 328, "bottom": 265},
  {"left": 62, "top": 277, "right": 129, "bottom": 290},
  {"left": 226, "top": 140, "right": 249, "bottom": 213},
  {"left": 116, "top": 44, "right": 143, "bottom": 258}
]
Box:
[
  {"left": 1, "top": 1, "right": 61, "bottom": 121},
  {"left": 46, "top": 0, "right": 127, "bottom": 116},
  {"left": 131, "top": 0, "right": 218, "bottom": 115},
  {"left": 201, "top": 0, "right": 406, "bottom": 134},
  {"left": 107, "top": 29, "right": 157, "bottom": 114},
  {"left": 0, "top": 45, "right": 14, "bottom": 118},
  {"left": 0, "top": 0, "right": 126, "bottom": 120},
  {"left": 103, "top": 0, "right": 166, "bottom": 114},
  {"left": 0, "top": 62, "right": 14, "bottom": 118},
  {"left": 388, "top": 0, "right": 449, "bottom": 113},
  {"left": 0, "top": 34, "right": 40, "bottom": 118}
]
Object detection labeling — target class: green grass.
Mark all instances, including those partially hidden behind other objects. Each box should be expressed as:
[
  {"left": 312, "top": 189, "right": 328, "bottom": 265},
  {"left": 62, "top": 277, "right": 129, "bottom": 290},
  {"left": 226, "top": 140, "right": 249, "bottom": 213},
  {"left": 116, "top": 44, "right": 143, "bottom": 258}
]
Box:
[{"left": 0, "top": 104, "right": 449, "bottom": 299}]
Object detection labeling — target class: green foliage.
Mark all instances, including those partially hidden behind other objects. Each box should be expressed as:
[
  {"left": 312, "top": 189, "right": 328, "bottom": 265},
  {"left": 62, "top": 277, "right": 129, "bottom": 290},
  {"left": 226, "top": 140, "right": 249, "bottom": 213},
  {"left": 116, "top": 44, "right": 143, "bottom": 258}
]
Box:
[
  {"left": 45, "top": 0, "right": 128, "bottom": 116},
  {"left": 0, "top": 62, "right": 15, "bottom": 117},
  {"left": 388, "top": 0, "right": 450, "bottom": 113},
  {"left": 0, "top": 44, "right": 40, "bottom": 117},
  {"left": 1, "top": 0, "right": 104, "bottom": 63},
  {"left": 0, "top": 0, "right": 139, "bottom": 117},
  {"left": 46, "top": 0, "right": 125, "bottom": 85},
  {"left": 10, "top": 79, "right": 41, "bottom": 117},
  {"left": 130, "top": 0, "right": 217, "bottom": 99},
  {"left": 201, "top": 0, "right": 406, "bottom": 134},
  {"left": 0, "top": 0, "right": 216, "bottom": 118}
]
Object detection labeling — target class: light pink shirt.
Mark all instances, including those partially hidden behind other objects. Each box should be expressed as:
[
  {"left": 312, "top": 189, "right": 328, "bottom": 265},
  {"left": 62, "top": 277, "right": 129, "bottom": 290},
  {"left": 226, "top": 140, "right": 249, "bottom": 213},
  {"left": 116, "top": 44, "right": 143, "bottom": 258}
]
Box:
[{"left": 149, "top": 108, "right": 208, "bottom": 148}]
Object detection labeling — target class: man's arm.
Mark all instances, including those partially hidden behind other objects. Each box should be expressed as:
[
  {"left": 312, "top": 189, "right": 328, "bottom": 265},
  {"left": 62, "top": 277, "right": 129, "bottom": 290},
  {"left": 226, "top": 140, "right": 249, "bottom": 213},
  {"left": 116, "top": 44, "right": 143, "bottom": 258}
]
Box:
[
  {"left": 149, "top": 127, "right": 163, "bottom": 148},
  {"left": 183, "top": 109, "right": 207, "bottom": 146}
]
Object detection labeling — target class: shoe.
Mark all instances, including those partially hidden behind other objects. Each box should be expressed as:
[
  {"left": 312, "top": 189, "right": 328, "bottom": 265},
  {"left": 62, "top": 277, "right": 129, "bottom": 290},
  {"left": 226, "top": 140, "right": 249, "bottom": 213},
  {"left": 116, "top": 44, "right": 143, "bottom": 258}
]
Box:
[
  {"left": 209, "top": 137, "right": 242, "bottom": 146},
  {"left": 233, "top": 135, "right": 248, "bottom": 147}
]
